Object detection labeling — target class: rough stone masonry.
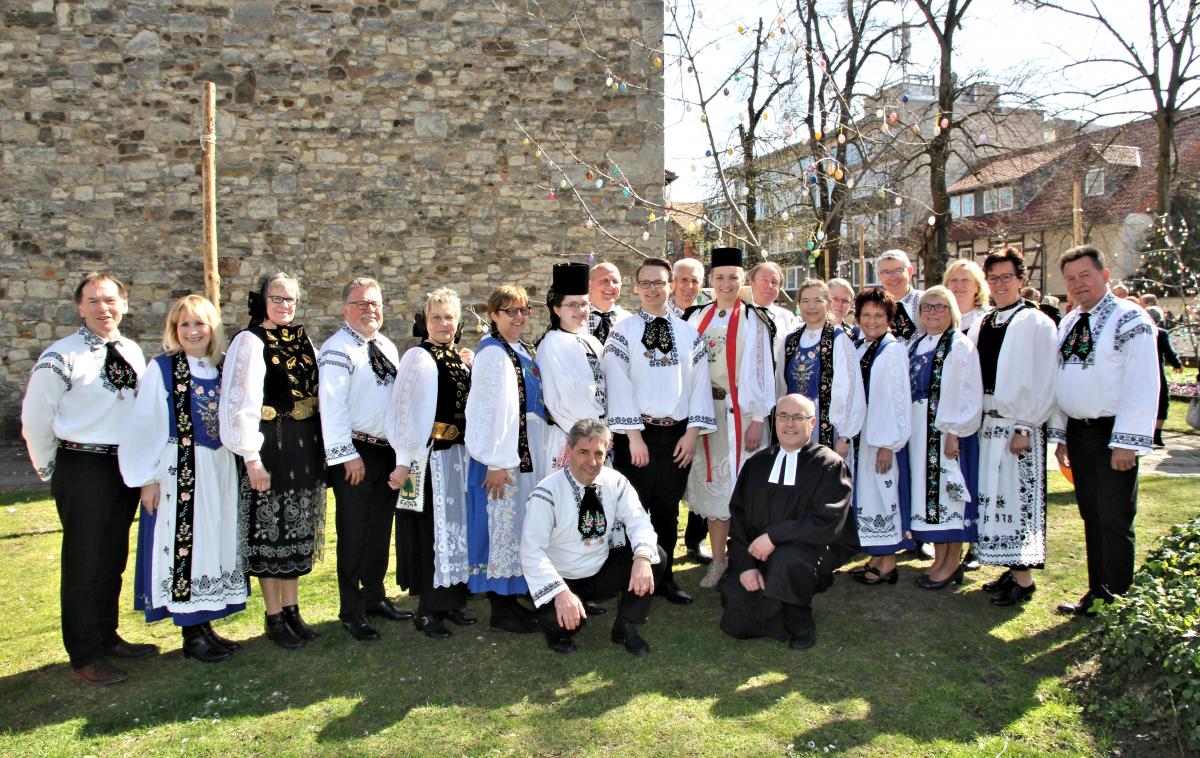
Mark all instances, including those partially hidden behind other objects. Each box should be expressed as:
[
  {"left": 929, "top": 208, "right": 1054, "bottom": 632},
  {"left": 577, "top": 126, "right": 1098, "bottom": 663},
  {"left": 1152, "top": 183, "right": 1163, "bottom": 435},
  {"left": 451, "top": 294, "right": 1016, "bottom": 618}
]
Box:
[{"left": 0, "top": 0, "right": 665, "bottom": 436}]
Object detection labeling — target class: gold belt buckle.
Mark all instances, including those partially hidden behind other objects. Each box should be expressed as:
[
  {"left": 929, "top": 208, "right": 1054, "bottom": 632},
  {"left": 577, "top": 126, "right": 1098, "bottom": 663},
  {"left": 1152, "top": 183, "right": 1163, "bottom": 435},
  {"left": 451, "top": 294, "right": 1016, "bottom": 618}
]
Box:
[
  {"left": 261, "top": 405, "right": 278, "bottom": 421},
  {"left": 712, "top": 387, "right": 727, "bottom": 400},
  {"left": 432, "top": 422, "right": 460, "bottom": 441}
]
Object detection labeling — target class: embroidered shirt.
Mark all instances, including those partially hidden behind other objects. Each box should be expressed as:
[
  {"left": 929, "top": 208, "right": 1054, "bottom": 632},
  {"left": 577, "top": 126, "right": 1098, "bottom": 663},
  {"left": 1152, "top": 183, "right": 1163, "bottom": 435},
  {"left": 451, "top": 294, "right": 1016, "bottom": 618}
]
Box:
[{"left": 317, "top": 323, "right": 400, "bottom": 464}]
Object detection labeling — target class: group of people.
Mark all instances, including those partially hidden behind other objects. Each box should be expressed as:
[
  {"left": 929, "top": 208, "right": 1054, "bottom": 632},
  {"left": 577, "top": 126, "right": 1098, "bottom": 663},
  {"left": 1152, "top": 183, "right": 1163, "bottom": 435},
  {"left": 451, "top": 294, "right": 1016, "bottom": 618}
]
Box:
[{"left": 21, "top": 240, "right": 1160, "bottom": 681}]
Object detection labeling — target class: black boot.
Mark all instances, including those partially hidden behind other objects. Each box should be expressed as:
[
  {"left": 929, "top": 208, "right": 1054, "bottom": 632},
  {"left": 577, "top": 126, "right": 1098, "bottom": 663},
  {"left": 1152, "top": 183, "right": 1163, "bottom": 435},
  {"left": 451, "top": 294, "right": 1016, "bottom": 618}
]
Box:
[
  {"left": 182, "top": 625, "right": 233, "bottom": 663},
  {"left": 200, "top": 622, "right": 241, "bottom": 652},
  {"left": 282, "top": 605, "right": 319, "bottom": 640},
  {"left": 265, "top": 612, "right": 305, "bottom": 649},
  {"left": 782, "top": 605, "right": 816, "bottom": 650}
]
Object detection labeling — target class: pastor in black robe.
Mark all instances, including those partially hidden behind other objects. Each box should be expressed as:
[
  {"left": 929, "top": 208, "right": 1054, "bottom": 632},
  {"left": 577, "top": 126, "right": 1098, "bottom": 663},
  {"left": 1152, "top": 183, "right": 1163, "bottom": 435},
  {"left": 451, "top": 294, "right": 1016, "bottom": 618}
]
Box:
[{"left": 718, "top": 442, "right": 852, "bottom": 644}]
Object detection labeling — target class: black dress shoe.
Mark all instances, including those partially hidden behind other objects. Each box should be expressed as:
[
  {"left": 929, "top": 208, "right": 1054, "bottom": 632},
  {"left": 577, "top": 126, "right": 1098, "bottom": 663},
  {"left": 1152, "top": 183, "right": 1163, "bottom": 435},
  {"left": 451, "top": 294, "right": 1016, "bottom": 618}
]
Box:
[
  {"left": 367, "top": 598, "right": 414, "bottom": 621},
  {"left": 282, "top": 605, "right": 319, "bottom": 640},
  {"left": 655, "top": 583, "right": 694, "bottom": 605},
  {"left": 610, "top": 619, "right": 650, "bottom": 656},
  {"left": 341, "top": 616, "right": 382, "bottom": 641},
  {"left": 852, "top": 566, "right": 898, "bottom": 586},
  {"left": 991, "top": 581, "right": 1036, "bottom": 607},
  {"left": 788, "top": 626, "right": 817, "bottom": 650},
  {"left": 544, "top": 630, "right": 576, "bottom": 654},
  {"left": 181, "top": 626, "right": 233, "bottom": 663},
  {"left": 489, "top": 613, "right": 540, "bottom": 634},
  {"left": 200, "top": 622, "right": 241, "bottom": 652},
  {"left": 265, "top": 612, "right": 305, "bottom": 649},
  {"left": 414, "top": 613, "right": 451, "bottom": 639},
  {"left": 916, "top": 564, "right": 966, "bottom": 591},
  {"left": 983, "top": 570, "right": 1015, "bottom": 594},
  {"left": 71, "top": 659, "right": 127, "bottom": 685},
  {"left": 846, "top": 561, "right": 873, "bottom": 577},
  {"left": 1057, "top": 594, "right": 1100, "bottom": 617},
  {"left": 105, "top": 636, "right": 158, "bottom": 659},
  {"left": 583, "top": 600, "right": 607, "bottom": 616},
  {"left": 442, "top": 608, "right": 478, "bottom": 626}
]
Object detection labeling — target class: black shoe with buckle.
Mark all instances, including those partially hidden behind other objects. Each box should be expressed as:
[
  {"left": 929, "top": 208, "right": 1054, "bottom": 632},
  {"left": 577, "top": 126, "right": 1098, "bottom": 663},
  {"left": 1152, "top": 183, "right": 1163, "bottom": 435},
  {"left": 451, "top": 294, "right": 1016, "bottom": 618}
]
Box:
[
  {"left": 610, "top": 619, "right": 650, "bottom": 657},
  {"left": 366, "top": 598, "right": 414, "bottom": 621},
  {"left": 341, "top": 615, "right": 382, "bottom": 641},
  {"left": 414, "top": 613, "right": 451, "bottom": 639},
  {"left": 105, "top": 635, "right": 158, "bottom": 659}
]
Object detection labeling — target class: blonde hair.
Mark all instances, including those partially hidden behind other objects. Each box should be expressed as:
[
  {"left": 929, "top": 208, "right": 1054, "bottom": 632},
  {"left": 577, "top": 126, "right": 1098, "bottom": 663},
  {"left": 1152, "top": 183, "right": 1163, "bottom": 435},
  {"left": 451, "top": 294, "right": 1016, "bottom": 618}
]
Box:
[
  {"left": 943, "top": 259, "right": 990, "bottom": 309},
  {"left": 920, "top": 285, "right": 962, "bottom": 331},
  {"left": 162, "top": 294, "right": 225, "bottom": 361},
  {"left": 424, "top": 287, "right": 462, "bottom": 319}
]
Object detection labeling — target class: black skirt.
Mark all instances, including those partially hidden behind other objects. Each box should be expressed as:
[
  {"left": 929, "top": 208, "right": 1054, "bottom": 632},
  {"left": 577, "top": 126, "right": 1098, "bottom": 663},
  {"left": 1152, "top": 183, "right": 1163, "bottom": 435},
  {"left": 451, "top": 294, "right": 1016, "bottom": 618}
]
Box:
[{"left": 240, "top": 415, "right": 327, "bottom": 579}]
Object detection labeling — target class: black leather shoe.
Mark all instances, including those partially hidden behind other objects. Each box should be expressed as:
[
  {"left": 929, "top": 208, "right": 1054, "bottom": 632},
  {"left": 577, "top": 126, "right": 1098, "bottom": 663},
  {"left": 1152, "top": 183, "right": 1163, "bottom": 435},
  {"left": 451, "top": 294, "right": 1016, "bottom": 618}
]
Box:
[
  {"left": 583, "top": 600, "right": 607, "bottom": 616},
  {"left": 341, "top": 616, "right": 382, "bottom": 641},
  {"left": 655, "top": 583, "right": 694, "bottom": 605},
  {"left": 182, "top": 626, "right": 233, "bottom": 663},
  {"left": 852, "top": 566, "right": 898, "bottom": 586},
  {"left": 200, "top": 622, "right": 241, "bottom": 652},
  {"left": 610, "top": 619, "right": 650, "bottom": 657},
  {"left": 544, "top": 631, "right": 576, "bottom": 654},
  {"left": 367, "top": 598, "right": 414, "bottom": 621},
  {"left": 442, "top": 608, "right": 478, "bottom": 626},
  {"left": 71, "top": 658, "right": 128, "bottom": 685},
  {"left": 846, "top": 561, "right": 873, "bottom": 577},
  {"left": 105, "top": 636, "right": 158, "bottom": 659},
  {"left": 685, "top": 547, "right": 714, "bottom": 565},
  {"left": 916, "top": 563, "right": 966, "bottom": 591},
  {"left": 414, "top": 613, "right": 451, "bottom": 639},
  {"left": 489, "top": 613, "right": 539, "bottom": 634},
  {"left": 788, "top": 626, "right": 817, "bottom": 650},
  {"left": 983, "top": 570, "right": 1015, "bottom": 594},
  {"left": 265, "top": 612, "right": 305, "bottom": 649},
  {"left": 281, "top": 605, "right": 319, "bottom": 640},
  {"left": 1057, "top": 594, "right": 1100, "bottom": 617},
  {"left": 991, "top": 581, "right": 1036, "bottom": 607}
]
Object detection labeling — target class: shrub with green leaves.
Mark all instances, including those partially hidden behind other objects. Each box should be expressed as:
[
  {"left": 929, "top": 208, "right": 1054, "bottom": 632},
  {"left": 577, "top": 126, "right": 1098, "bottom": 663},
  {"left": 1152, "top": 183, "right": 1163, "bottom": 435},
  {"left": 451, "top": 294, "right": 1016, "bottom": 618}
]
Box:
[{"left": 1095, "top": 515, "right": 1200, "bottom": 749}]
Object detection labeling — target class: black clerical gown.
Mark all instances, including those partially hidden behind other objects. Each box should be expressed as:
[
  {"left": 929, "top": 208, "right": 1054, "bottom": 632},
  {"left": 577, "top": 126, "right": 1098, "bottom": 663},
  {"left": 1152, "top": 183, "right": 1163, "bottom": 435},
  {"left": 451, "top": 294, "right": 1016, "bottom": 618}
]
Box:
[{"left": 720, "top": 443, "right": 852, "bottom": 640}]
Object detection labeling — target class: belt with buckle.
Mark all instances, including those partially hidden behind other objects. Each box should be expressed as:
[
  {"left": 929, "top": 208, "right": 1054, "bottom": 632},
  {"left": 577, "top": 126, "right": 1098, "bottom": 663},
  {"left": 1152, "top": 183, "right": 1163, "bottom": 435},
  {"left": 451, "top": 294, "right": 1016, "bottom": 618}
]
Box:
[
  {"left": 261, "top": 397, "right": 319, "bottom": 421},
  {"left": 59, "top": 440, "right": 118, "bottom": 455},
  {"left": 1069, "top": 416, "right": 1114, "bottom": 427},
  {"left": 712, "top": 387, "right": 727, "bottom": 400},
  {"left": 432, "top": 422, "right": 460, "bottom": 441},
  {"left": 641, "top": 415, "right": 682, "bottom": 427},
  {"left": 352, "top": 431, "right": 389, "bottom": 447}
]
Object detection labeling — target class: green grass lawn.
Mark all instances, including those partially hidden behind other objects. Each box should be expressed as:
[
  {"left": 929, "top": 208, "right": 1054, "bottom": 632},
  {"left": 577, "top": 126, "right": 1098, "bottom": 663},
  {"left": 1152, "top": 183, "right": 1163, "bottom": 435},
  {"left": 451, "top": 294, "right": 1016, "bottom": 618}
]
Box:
[{"left": 0, "top": 475, "right": 1196, "bottom": 757}]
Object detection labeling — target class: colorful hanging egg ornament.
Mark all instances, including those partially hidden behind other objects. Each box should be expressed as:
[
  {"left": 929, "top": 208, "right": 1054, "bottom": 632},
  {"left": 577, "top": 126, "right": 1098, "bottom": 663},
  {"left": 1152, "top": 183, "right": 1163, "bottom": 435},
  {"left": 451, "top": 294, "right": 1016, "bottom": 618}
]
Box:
[
  {"left": 585, "top": 219, "right": 594, "bottom": 229},
  {"left": 927, "top": 215, "right": 936, "bottom": 226},
  {"left": 606, "top": 76, "right": 614, "bottom": 87},
  {"left": 559, "top": 179, "right": 568, "bottom": 189},
  {"left": 535, "top": 149, "right": 542, "bottom": 158},
  {"left": 824, "top": 164, "right": 836, "bottom": 176},
  {"left": 726, "top": 147, "right": 733, "bottom": 157},
  {"left": 618, "top": 82, "right": 627, "bottom": 93},
  {"left": 780, "top": 211, "right": 789, "bottom": 221},
  {"left": 522, "top": 138, "right": 530, "bottom": 146},
  {"left": 894, "top": 196, "right": 902, "bottom": 206},
  {"left": 595, "top": 179, "right": 604, "bottom": 189},
  {"left": 738, "top": 24, "right": 744, "bottom": 34},
  {"left": 642, "top": 231, "right": 650, "bottom": 240},
  {"left": 940, "top": 117, "right": 950, "bottom": 128},
  {"left": 902, "top": 94, "right": 909, "bottom": 103},
  {"left": 834, "top": 168, "right": 844, "bottom": 181},
  {"left": 813, "top": 130, "right": 822, "bottom": 141},
  {"left": 888, "top": 112, "right": 898, "bottom": 123},
  {"left": 586, "top": 170, "right": 594, "bottom": 180},
  {"left": 705, "top": 149, "right": 712, "bottom": 157},
  {"left": 622, "top": 187, "right": 631, "bottom": 196},
  {"left": 837, "top": 132, "right": 846, "bottom": 144},
  {"left": 547, "top": 191, "right": 555, "bottom": 200},
  {"left": 653, "top": 57, "right": 662, "bottom": 68},
  {"left": 648, "top": 212, "right": 656, "bottom": 222}
]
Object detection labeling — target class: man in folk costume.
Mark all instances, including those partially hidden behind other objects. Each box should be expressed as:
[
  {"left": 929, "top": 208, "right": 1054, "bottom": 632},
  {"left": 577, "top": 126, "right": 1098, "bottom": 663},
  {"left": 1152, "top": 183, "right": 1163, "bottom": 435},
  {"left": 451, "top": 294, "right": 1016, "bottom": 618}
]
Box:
[
  {"left": 687, "top": 247, "right": 776, "bottom": 591},
  {"left": 748, "top": 261, "right": 797, "bottom": 358},
  {"left": 670, "top": 257, "right": 713, "bottom": 565},
  {"left": 718, "top": 394, "right": 853, "bottom": 650},
  {"left": 876, "top": 249, "right": 924, "bottom": 343},
  {"left": 967, "top": 249, "right": 1059, "bottom": 607},
  {"left": 21, "top": 272, "right": 157, "bottom": 685},
  {"left": 602, "top": 257, "right": 716, "bottom": 606},
  {"left": 521, "top": 419, "right": 667, "bottom": 655},
  {"left": 1049, "top": 245, "right": 1159, "bottom": 617},
  {"left": 587, "top": 261, "right": 632, "bottom": 345},
  {"left": 318, "top": 278, "right": 413, "bottom": 642}
]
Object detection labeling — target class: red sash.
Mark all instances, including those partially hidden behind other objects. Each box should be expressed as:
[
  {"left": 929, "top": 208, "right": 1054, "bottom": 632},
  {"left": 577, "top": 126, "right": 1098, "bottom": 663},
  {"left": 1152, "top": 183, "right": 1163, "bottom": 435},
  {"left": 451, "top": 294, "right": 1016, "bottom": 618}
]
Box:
[{"left": 696, "top": 302, "right": 742, "bottom": 482}]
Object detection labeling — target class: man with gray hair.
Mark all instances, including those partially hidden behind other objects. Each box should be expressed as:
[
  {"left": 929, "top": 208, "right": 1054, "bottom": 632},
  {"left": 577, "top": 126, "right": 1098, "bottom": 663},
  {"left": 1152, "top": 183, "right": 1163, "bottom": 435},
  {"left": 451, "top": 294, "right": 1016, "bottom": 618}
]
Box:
[
  {"left": 521, "top": 418, "right": 666, "bottom": 655},
  {"left": 319, "top": 277, "right": 412, "bottom": 641},
  {"left": 875, "top": 249, "right": 923, "bottom": 342},
  {"left": 748, "top": 261, "right": 797, "bottom": 357},
  {"left": 669, "top": 257, "right": 707, "bottom": 318}
]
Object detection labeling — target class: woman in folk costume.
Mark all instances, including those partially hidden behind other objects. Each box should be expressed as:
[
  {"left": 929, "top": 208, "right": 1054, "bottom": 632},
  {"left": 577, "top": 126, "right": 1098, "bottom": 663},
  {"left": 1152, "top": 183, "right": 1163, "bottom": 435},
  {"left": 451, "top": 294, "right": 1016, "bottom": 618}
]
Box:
[
  {"left": 119, "top": 295, "right": 247, "bottom": 663},
  {"left": 537, "top": 263, "right": 608, "bottom": 472},
  {"left": 846, "top": 288, "right": 914, "bottom": 586},
  {"left": 465, "top": 285, "right": 548, "bottom": 634},
  {"left": 687, "top": 247, "right": 775, "bottom": 590},
  {"left": 944, "top": 258, "right": 991, "bottom": 334},
  {"left": 219, "top": 273, "right": 326, "bottom": 649},
  {"left": 967, "top": 248, "right": 1058, "bottom": 607},
  {"left": 387, "top": 288, "right": 475, "bottom": 639},
  {"left": 906, "top": 286, "right": 984, "bottom": 590},
  {"left": 776, "top": 279, "right": 865, "bottom": 461}
]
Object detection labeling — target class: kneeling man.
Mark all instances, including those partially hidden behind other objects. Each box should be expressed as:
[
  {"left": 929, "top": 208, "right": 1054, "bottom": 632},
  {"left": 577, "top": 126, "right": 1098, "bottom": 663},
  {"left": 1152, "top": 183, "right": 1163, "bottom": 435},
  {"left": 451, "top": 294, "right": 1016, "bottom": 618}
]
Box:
[
  {"left": 521, "top": 418, "right": 666, "bottom": 656},
  {"left": 719, "top": 394, "right": 852, "bottom": 649}
]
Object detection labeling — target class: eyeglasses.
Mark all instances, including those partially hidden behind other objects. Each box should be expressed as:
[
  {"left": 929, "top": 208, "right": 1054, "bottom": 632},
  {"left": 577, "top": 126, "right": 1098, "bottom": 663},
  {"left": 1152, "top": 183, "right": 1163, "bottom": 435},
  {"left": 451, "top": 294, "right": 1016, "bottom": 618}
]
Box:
[
  {"left": 777, "top": 413, "right": 814, "bottom": 424},
  {"left": 267, "top": 295, "right": 297, "bottom": 306},
  {"left": 427, "top": 314, "right": 457, "bottom": 325},
  {"left": 558, "top": 301, "right": 589, "bottom": 311},
  {"left": 637, "top": 280, "right": 669, "bottom": 290},
  {"left": 347, "top": 300, "right": 382, "bottom": 311},
  {"left": 878, "top": 267, "right": 907, "bottom": 279},
  {"left": 920, "top": 303, "right": 950, "bottom": 313},
  {"left": 986, "top": 273, "right": 1017, "bottom": 284},
  {"left": 498, "top": 307, "right": 531, "bottom": 317}
]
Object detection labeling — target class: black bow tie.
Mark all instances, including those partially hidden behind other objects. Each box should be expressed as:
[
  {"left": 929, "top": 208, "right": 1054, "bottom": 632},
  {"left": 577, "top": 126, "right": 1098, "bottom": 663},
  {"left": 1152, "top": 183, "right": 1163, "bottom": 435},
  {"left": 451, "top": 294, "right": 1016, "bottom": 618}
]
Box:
[
  {"left": 104, "top": 341, "right": 138, "bottom": 393},
  {"left": 578, "top": 484, "right": 607, "bottom": 540},
  {"left": 593, "top": 309, "right": 616, "bottom": 344},
  {"left": 641, "top": 316, "right": 675, "bottom": 355},
  {"left": 367, "top": 338, "right": 397, "bottom": 383},
  {"left": 1061, "top": 311, "right": 1093, "bottom": 364}
]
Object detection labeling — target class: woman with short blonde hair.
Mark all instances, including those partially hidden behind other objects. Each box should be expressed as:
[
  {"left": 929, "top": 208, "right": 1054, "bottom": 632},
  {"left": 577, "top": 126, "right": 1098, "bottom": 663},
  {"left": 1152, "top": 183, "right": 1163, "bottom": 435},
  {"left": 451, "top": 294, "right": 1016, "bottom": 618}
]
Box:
[{"left": 943, "top": 259, "right": 990, "bottom": 333}]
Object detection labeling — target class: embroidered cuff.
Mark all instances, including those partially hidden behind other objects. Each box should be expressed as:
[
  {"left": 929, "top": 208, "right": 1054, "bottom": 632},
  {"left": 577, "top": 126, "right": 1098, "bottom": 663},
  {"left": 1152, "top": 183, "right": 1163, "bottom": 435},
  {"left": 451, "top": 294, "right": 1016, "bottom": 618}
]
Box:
[
  {"left": 530, "top": 578, "right": 566, "bottom": 607},
  {"left": 1109, "top": 432, "right": 1152, "bottom": 452},
  {"left": 607, "top": 416, "right": 644, "bottom": 431},
  {"left": 1046, "top": 427, "right": 1066, "bottom": 444}
]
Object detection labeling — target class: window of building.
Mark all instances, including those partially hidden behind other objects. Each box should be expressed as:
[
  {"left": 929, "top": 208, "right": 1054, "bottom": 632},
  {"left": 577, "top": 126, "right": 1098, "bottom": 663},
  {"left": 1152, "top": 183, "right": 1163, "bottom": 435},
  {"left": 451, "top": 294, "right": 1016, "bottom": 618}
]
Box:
[
  {"left": 1085, "top": 167, "right": 1105, "bottom": 196},
  {"left": 949, "top": 195, "right": 959, "bottom": 217},
  {"left": 961, "top": 194, "right": 975, "bottom": 217},
  {"left": 983, "top": 186, "right": 1013, "bottom": 214},
  {"left": 784, "top": 265, "right": 805, "bottom": 291}
]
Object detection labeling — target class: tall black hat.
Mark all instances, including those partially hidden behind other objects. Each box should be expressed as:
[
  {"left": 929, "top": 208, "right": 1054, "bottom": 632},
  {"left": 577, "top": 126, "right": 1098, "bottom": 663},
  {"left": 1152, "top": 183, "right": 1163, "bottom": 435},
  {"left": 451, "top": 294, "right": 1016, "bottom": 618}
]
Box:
[
  {"left": 710, "top": 247, "right": 745, "bottom": 269},
  {"left": 551, "top": 262, "right": 590, "bottom": 296}
]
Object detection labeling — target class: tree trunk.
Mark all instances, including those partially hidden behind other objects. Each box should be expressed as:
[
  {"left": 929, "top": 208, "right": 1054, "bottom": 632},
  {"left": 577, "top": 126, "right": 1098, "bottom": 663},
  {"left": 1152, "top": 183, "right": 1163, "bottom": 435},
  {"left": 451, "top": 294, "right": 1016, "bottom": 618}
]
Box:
[
  {"left": 1155, "top": 109, "right": 1175, "bottom": 222},
  {"left": 923, "top": 34, "right": 956, "bottom": 285}
]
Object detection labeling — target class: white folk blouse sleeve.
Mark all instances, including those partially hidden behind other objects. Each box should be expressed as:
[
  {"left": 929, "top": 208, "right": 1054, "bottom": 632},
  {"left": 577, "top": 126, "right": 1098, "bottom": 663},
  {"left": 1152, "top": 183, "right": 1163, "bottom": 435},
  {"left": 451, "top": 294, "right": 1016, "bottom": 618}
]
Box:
[
  {"left": 465, "top": 343, "right": 521, "bottom": 470},
  {"left": 387, "top": 347, "right": 439, "bottom": 465},
  {"left": 317, "top": 342, "right": 358, "bottom": 466},
  {"left": 829, "top": 330, "right": 866, "bottom": 439},
  {"left": 118, "top": 359, "right": 170, "bottom": 488},
  {"left": 613, "top": 476, "right": 660, "bottom": 562},
  {"left": 737, "top": 307, "right": 775, "bottom": 422},
  {"left": 20, "top": 347, "right": 70, "bottom": 481},
  {"left": 1112, "top": 317, "right": 1160, "bottom": 452},
  {"left": 219, "top": 330, "right": 267, "bottom": 462},
  {"left": 991, "top": 310, "right": 1059, "bottom": 429},
  {"left": 539, "top": 332, "right": 604, "bottom": 427},
  {"left": 684, "top": 326, "right": 717, "bottom": 432},
  {"left": 520, "top": 483, "right": 566, "bottom": 607},
  {"left": 935, "top": 334, "right": 983, "bottom": 438},
  {"left": 863, "top": 342, "right": 912, "bottom": 451}
]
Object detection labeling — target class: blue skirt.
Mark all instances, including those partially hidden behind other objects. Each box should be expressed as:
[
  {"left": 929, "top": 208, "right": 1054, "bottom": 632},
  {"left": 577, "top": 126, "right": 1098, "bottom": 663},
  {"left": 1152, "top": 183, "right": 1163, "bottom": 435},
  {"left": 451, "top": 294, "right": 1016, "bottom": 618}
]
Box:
[{"left": 466, "top": 458, "right": 529, "bottom": 596}]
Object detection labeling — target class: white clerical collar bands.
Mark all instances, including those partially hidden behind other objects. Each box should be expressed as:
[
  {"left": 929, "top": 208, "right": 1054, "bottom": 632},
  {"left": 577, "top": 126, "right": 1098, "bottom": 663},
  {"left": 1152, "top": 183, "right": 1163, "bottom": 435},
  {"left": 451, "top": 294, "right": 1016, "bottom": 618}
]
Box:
[{"left": 768, "top": 448, "right": 800, "bottom": 485}]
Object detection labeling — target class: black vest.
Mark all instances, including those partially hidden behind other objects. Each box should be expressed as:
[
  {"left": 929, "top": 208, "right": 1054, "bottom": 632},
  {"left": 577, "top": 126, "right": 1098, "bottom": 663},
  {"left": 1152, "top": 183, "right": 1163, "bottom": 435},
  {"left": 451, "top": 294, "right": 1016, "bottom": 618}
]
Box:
[
  {"left": 421, "top": 341, "right": 469, "bottom": 450},
  {"left": 249, "top": 324, "right": 319, "bottom": 411}
]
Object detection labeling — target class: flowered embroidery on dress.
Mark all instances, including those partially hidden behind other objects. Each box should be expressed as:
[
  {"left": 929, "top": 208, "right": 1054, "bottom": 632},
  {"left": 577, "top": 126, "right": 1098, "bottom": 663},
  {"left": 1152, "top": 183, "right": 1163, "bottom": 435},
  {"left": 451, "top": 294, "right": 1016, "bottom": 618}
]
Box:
[
  {"left": 339, "top": 323, "right": 365, "bottom": 347},
  {"left": 483, "top": 469, "right": 523, "bottom": 579},
  {"left": 637, "top": 311, "right": 680, "bottom": 368},
  {"left": 688, "top": 414, "right": 717, "bottom": 427},
  {"left": 430, "top": 449, "right": 470, "bottom": 586},
  {"left": 192, "top": 380, "right": 221, "bottom": 441},
  {"left": 691, "top": 333, "right": 708, "bottom": 366},
  {"left": 607, "top": 415, "right": 643, "bottom": 427},
  {"left": 78, "top": 326, "right": 104, "bottom": 348},
  {"left": 910, "top": 331, "right": 954, "bottom": 523},
  {"left": 37, "top": 462, "right": 55, "bottom": 479},
  {"left": 169, "top": 351, "right": 197, "bottom": 601},
  {"left": 705, "top": 331, "right": 728, "bottom": 366}
]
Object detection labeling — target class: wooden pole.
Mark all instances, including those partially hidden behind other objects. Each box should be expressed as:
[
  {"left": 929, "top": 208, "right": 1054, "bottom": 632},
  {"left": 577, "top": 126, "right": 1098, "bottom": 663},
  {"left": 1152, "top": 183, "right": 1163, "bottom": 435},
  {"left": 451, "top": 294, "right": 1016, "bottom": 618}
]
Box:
[
  {"left": 201, "top": 82, "right": 220, "bottom": 312},
  {"left": 858, "top": 226, "right": 867, "bottom": 286},
  {"left": 1072, "top": 178, "right": 1083, "bottom": 246}
]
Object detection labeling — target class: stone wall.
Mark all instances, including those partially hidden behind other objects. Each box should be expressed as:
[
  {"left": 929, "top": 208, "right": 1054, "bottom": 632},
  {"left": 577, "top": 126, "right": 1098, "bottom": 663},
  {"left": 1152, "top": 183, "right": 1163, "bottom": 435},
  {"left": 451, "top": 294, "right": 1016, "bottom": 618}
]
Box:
[{"left": 0, "top": 0, "right": 665, "bottom": 436}]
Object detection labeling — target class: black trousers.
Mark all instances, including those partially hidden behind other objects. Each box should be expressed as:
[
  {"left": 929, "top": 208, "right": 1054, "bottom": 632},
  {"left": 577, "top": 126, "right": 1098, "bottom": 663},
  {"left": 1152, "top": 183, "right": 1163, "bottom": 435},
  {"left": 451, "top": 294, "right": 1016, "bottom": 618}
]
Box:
[
  {"left": 330, "top": 440, "right": 397, "bottom": 619},
  {"left": 51, "top": 448, "right": 139, "bottom": 668},
  {"left": 612, "top": 423, "right": 690, "bottom": 585},
  {"left": 1066, "top": 417, "right": 1139, "bottom": 600},
  {"left": 537, "top": 545, "right": 667, "bottom": 638},
  {"left": 684, "top": 511, "right": 707, "bottom": 550},
  {"left": 717, "top": 543, "right": 822, "bottom": 642}
]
